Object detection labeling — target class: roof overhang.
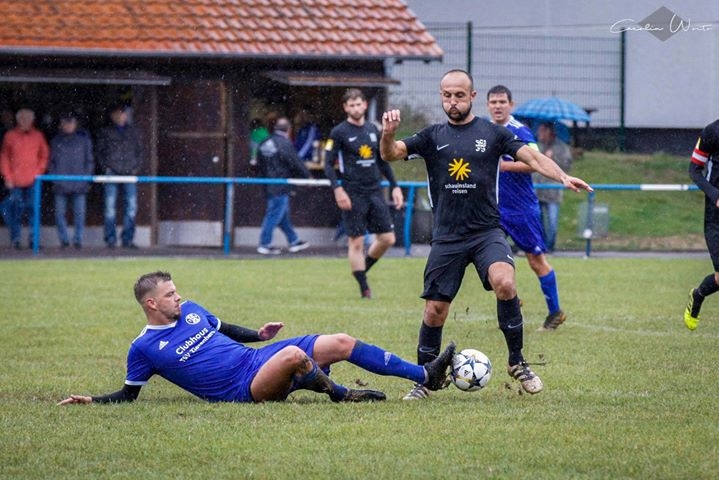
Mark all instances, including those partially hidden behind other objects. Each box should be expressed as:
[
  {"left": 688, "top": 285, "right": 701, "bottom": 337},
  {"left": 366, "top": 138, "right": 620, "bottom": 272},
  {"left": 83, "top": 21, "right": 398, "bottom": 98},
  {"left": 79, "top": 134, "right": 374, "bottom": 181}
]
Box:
[
  {"left": 264, "top": 70, "right": 400, "bottom": 88},
  {"left": 0, "top": 68, "right": 171, "bottom": 86}
]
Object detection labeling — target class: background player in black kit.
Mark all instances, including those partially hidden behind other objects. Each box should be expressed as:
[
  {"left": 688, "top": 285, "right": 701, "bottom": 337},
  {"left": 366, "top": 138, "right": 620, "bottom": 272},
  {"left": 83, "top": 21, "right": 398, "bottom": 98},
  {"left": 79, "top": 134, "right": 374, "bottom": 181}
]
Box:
[
  {"left": 380, "top": 69, "right": 593, "bottom": 400},
  {"left": 685, "top": 118, "right": 719, "bottom": 330},
  {"left": 324, "top": 88, "right": 404, "bottom": 299}
]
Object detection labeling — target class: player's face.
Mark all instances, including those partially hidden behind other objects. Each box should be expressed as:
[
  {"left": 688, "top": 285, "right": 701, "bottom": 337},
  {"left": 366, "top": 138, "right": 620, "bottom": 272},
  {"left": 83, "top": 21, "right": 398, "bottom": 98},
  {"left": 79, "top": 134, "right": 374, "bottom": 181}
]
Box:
[
  {"left": 487, "top": 93, "right": 513, "bottom": 125},
  {"left": 343, "top": 97, "right": 367, "bottom": 124},
  {"left": 148, "top": 280, "right": 182, "bottom": 322},
  {"left": 440, "top": 73, "right": 475, "bottom": 124}
]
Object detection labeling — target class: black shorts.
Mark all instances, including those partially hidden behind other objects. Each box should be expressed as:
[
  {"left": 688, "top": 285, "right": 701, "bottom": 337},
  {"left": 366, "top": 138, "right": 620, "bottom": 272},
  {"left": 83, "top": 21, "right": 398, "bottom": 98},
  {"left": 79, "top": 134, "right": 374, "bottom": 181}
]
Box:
[
  {"left": 705, "top": 217, "right": 719, "bottom": 271},
  {"left": 342, "top": 190, "right": 395, "bottom": 238},
  {"left": 421, "top": 228, "right": 515, "bottom": 302}
]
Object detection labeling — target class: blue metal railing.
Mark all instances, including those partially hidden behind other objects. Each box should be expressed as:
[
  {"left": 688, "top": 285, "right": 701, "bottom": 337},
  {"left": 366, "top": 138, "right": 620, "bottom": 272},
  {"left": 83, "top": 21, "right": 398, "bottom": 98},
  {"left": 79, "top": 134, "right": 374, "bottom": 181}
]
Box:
[{"left": 30, "top": 175, "right": 700, "bottom": 257}]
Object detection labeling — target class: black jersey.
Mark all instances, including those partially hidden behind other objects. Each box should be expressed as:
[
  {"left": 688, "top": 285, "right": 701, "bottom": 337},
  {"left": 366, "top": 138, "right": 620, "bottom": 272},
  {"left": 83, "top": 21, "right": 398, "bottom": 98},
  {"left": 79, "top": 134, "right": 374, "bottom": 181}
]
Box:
[
  {"left": 690, "top": 119, "right": 719, "bottom": 210},
  {"left": 403, "top": 116, "right": 525, "bottom": 242},
  {"left": 324, "top": 120, "right": 397, "bottom": 194}
]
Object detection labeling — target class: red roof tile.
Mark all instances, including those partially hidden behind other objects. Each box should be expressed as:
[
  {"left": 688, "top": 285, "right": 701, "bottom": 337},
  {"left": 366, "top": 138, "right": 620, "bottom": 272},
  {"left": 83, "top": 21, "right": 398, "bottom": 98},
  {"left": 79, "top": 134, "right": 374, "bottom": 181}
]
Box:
[{"left": 0, "top": 0, "right": 442, "bottom": 60}]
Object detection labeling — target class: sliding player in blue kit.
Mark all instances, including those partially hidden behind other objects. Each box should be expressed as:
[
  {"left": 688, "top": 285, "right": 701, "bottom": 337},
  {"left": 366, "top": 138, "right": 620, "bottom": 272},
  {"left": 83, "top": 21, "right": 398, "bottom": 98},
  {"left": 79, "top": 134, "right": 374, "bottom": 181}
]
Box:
[
  {"left": 487, "top": 85, "right": 567, "bottom": 332},
  {"left": 380, "top": 69, "right": 593, "bottom": 400},
  {"left": 58, "top": 271, "right": 455, "bottom": 405}
]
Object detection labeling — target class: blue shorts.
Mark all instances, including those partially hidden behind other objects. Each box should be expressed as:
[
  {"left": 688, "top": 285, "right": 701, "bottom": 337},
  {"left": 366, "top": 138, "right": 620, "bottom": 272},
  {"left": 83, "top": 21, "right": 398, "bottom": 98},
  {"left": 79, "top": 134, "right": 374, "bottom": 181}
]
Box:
[
  {"left": 421, "top": 228, "right": 515, "bottom": 301},
  {"left": 500, "top": 205, "right": 547, "bottom": 255},
  {"left": 234, "top": 334, "right": 320, "bottom": 402}
]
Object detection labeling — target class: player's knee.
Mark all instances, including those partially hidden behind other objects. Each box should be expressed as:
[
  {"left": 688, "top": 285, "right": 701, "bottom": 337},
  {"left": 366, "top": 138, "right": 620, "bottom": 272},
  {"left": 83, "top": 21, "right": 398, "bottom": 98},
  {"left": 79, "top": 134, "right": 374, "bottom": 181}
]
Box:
[
  {"left": 331, "top": 333, "right": 356, "bottom": 356},
  {"left": 492, "top": 278, "right": 516, "bottom": 300},
  {"left": 279, "top": 346, "right": 307, "bottom": 367},
  {"left": 423, "top": 301, "right": 449, "bottom": 326}
]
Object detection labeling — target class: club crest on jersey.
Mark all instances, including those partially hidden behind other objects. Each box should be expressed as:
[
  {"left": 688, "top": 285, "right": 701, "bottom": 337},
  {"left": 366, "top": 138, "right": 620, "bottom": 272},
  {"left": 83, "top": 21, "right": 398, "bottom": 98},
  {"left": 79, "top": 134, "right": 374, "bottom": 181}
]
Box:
[
  {"left": 185, "top": 313, "right": 201, "bottom": 325},
  {"left": 475, "top": 138, "right": 487, "bottom": 152},
  {"left": 449, "top": 158, "right": 471, "bottom": 181}
]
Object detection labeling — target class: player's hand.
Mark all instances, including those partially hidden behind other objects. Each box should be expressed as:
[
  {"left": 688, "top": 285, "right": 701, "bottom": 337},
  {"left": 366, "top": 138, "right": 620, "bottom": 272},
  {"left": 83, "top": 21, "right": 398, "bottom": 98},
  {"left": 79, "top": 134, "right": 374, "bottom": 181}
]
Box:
[
  {"left": 334, "top": 187, "right": 352, "bottom": 210},
  {"left": 57, "top": 394, "right": 92, "bottom": 406},
  {"left": 382, "top": 110, "right": 402, "bottom": 135},
  {"left": 392, "top": 186, "right": 404, "bottom": 209},
  {"left": 258, "top": 322, "right": 284, "bottom": 340},
  {"left": 563, "top": 176, "right": 593, "bottom": 193}
]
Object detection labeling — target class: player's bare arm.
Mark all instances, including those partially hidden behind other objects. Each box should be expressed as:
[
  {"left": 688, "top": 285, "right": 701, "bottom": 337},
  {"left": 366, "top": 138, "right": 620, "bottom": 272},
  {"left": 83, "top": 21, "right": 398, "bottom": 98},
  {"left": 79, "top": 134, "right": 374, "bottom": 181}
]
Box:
[
  {"left": 333, "top": 186, "right": 352, "bottom": 210},
  {"left": 380, "top": 109, "right": 408, "bottom": 161},
  {"left": 515, "top": 145, "right": 593, "bottom": 193},
  {"left": 258, "top": 322, "right": 284, "bottom": 340}
]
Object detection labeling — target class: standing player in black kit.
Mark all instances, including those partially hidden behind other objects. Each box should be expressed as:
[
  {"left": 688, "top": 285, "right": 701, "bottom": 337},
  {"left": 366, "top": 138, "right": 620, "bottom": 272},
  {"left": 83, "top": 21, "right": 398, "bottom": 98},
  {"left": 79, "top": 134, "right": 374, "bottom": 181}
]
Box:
[
  {"left": 380, "top": 69, "right": 593, "bottom": 400},
  {"left": 324, "top": 88, "right": 404, "bottom": 299},
  {"left": 685, "top": 118, "right": 719, "bottom": 330}
]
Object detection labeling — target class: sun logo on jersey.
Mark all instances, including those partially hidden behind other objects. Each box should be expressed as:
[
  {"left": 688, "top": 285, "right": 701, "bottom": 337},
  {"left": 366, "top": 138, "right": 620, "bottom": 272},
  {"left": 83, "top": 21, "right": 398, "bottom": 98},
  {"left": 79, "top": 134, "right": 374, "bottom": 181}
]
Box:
[
  {"left": 449, "top": 158, "right": 471, "bottom": 181},
  {"left": 358, "top": 144, "right": 373, "bottom": 159}
]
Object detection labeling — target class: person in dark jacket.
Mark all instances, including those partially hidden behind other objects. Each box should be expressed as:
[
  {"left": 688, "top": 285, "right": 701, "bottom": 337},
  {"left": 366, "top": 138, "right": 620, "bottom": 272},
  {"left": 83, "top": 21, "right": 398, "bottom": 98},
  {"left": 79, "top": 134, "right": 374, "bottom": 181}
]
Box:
[
  {"left": 256, "top": 117, "right": 311, "bottom": 255},
  {"left": 96, "top": 104, "right": 142, "bottom": 249},
  {"left": 48, "top": 112, "right": 94, "bottom": 248}
]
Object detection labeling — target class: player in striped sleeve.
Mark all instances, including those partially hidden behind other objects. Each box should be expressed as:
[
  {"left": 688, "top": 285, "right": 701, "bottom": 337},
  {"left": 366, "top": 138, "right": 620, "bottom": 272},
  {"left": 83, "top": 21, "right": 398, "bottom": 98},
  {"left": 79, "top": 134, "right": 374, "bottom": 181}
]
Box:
[{"left": 685, "top": 119, "right": 719, "bottom": 330}]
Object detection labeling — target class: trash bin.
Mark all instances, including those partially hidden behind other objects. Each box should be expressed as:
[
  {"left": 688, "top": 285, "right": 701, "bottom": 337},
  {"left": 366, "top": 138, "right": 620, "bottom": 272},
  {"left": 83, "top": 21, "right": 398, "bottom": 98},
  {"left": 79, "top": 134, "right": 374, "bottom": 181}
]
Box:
[{"left": 576, "top": 201, "right": 609, "bottom": 239}]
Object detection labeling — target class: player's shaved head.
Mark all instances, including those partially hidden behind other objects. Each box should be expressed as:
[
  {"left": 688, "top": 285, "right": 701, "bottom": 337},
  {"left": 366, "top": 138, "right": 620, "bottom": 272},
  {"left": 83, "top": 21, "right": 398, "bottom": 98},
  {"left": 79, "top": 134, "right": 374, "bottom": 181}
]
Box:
[
  {"left": 134, "top": 271, "right": 172, "bottom": 304},
  {"left": 440, "top": 69, "right": 474, "bottom": 90}
]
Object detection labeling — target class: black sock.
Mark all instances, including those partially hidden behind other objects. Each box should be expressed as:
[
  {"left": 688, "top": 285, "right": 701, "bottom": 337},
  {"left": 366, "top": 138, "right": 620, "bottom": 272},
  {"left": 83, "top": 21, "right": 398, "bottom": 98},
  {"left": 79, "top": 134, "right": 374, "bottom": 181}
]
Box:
[
  {"left": 364, "top": 255, "right": 378, "bottom": 272},
  {"left": 693, "top": 274, "right": 719, "bottom": 316},
  {"left": 417, "top": 322, "right": 443, "bottom": 365},
  {"left": 353, "top": 270, "right": 369, "bottom": 292},
  {"left": 497, "top": 297, "right": 524, "bottom": 365}
]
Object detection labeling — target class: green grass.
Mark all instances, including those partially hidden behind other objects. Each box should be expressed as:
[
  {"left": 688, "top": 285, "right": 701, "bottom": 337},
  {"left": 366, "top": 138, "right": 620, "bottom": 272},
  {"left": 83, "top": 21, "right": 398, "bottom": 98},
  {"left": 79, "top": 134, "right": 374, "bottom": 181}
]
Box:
[
  {"left": 1, "top": 256, "right": 718, "bottom": 479},
  {"left": 391, "top": 150, "right": 705, "bottom": 251}
]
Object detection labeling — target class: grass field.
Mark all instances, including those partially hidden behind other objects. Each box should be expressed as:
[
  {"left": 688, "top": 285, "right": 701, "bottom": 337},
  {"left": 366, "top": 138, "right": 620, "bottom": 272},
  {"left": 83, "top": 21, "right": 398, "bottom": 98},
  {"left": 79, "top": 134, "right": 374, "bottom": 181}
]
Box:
[{"left": 1, "top": 256, "right": 718, "bottom": 479}]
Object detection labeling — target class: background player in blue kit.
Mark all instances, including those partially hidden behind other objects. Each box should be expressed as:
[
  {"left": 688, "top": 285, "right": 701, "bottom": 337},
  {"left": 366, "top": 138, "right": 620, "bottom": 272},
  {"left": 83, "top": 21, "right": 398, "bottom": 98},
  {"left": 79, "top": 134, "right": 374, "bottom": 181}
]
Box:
[
  {"left": 486, "top": 85, "right": 567, "bottom": 332},
  {"left": 380, "top": 69, "right": 592, "bottom": 400},
  {"left": 58, "top": 271, "right": 455, "bottom": 405},
  {"left": 324, "top": 88, "right": 404, "bottom": 299},
  {"left": 685, "top": 118, "right": 719, "bottom": 330}
]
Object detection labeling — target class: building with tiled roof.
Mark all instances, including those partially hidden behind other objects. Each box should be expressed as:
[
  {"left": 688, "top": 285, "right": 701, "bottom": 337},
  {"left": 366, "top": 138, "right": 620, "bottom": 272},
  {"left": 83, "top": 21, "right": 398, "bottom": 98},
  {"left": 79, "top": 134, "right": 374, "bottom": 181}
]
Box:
[{"left": 0, "top": 0, "right": 442, "bottom": 249}]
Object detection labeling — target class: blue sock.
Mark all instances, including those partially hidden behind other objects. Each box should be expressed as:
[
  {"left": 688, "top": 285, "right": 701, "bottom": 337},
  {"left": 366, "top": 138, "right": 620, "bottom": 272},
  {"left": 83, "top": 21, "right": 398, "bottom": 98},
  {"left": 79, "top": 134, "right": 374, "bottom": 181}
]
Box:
[
  {"left": 539, "top": 270, "right": 560, "bottom": 315},
  {"left": 348, "top": 341, "right": 426, "bottom": 384},
  {"left": 294, "top": 360, "right": 348, "bottom": 401}
]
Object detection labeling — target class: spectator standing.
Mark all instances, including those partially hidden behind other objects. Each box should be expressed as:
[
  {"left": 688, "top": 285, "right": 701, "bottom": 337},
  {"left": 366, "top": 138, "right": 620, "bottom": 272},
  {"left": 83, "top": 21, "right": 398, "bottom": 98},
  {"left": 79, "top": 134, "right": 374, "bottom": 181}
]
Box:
[
  {"left": 293, "top": 107, "right": 320, "bottom": 162},
  {"left": 256, "top": 117, "right": 311, "bottom": 255},
  {"left": 324, "top": 88, "right": 403, "bottom": 299},
  {"left": 48, "top": 112, "right": 94, "bottom": 249},
  {"left": 0, "top": 108, "right": 15, "bottom": 227},
  {"left": 0, "top": 108, "right": 49, "bottom": 249},
  {"left": 249, "top": 117, "right": 270, "bottom": 167},
  {"left": 96, "top": 104, "right": 142, "bottom": 249},
  {"left": 534, "top": 122, "right": 573, "bottom": 252}
]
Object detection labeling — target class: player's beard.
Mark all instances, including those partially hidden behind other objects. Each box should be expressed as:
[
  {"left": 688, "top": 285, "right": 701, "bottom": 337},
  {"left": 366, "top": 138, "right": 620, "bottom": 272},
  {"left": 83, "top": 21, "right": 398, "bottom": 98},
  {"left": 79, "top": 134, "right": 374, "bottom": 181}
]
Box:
[{"left": 444, "top": 102, "right": 472, "bottom": 123}]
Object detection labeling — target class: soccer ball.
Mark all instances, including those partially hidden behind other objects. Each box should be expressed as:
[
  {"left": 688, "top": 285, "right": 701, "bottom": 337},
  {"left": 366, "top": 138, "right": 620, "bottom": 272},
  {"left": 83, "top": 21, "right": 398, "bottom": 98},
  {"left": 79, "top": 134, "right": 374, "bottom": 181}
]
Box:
[{"left": 450, "top": 349, "right": 492, "bottom": 392}]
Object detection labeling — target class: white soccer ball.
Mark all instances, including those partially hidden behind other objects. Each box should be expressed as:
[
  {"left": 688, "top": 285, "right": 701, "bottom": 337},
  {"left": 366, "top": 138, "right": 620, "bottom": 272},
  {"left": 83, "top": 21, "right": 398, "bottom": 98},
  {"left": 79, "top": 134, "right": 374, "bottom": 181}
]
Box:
[{"left": 450, "top": 348, "right": 492, "bottom": 392}]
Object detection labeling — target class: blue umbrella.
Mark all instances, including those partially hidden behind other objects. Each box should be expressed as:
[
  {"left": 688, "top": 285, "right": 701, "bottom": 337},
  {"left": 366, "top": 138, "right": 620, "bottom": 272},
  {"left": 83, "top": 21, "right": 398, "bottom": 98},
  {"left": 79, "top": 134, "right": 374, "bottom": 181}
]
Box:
[{"left": 513, "top": 96, "right": 591, "bottom": 123}]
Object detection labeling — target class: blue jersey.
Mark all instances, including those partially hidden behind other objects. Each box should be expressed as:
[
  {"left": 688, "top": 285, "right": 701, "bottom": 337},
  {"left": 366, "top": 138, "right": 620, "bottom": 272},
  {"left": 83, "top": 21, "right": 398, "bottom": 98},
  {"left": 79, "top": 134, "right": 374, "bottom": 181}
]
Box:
[
  {"left": 124, "top": 301, "right": 319, "bottom": 402},
  {"left": 497, "top": 116, "right": 546, "bottom": 255},
  {"left": 498, "top": 116, "right": 540, "bottom": 215}
]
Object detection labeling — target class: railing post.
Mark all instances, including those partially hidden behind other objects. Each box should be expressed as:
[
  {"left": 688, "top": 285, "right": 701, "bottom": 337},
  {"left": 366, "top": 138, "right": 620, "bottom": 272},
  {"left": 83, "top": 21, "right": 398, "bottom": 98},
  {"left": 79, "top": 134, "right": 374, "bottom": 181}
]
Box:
[
  {"left": 32, "top": 177, "right": 42, "bottom": 256},
  {"left": 403, "top": 185, "right": 416, "bottom": 256},
  {"left": 223, "top": 181, "right": 234, "bottom": 256},
  {"left": 584, "top": 190, "right": 595, "bottom": 258}
]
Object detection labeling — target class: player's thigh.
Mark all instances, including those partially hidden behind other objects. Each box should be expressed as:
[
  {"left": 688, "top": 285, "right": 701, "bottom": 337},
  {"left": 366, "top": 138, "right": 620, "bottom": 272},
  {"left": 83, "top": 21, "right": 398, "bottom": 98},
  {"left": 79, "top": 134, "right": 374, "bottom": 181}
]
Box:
[
  {"left": 471, "top": 228, "right": 516, "bottom": 291},
  {"left": 421, "top": 240, "right": 472, "bottom": 302},
  {"left": 366, "top": 193, "right": 395, "bottom": 235},
  {"left": 704, "top": 217, "right": 719, "bottom": 271},
  {"left": 342, "top": 194, "right": 370, "bottom": 238}
]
